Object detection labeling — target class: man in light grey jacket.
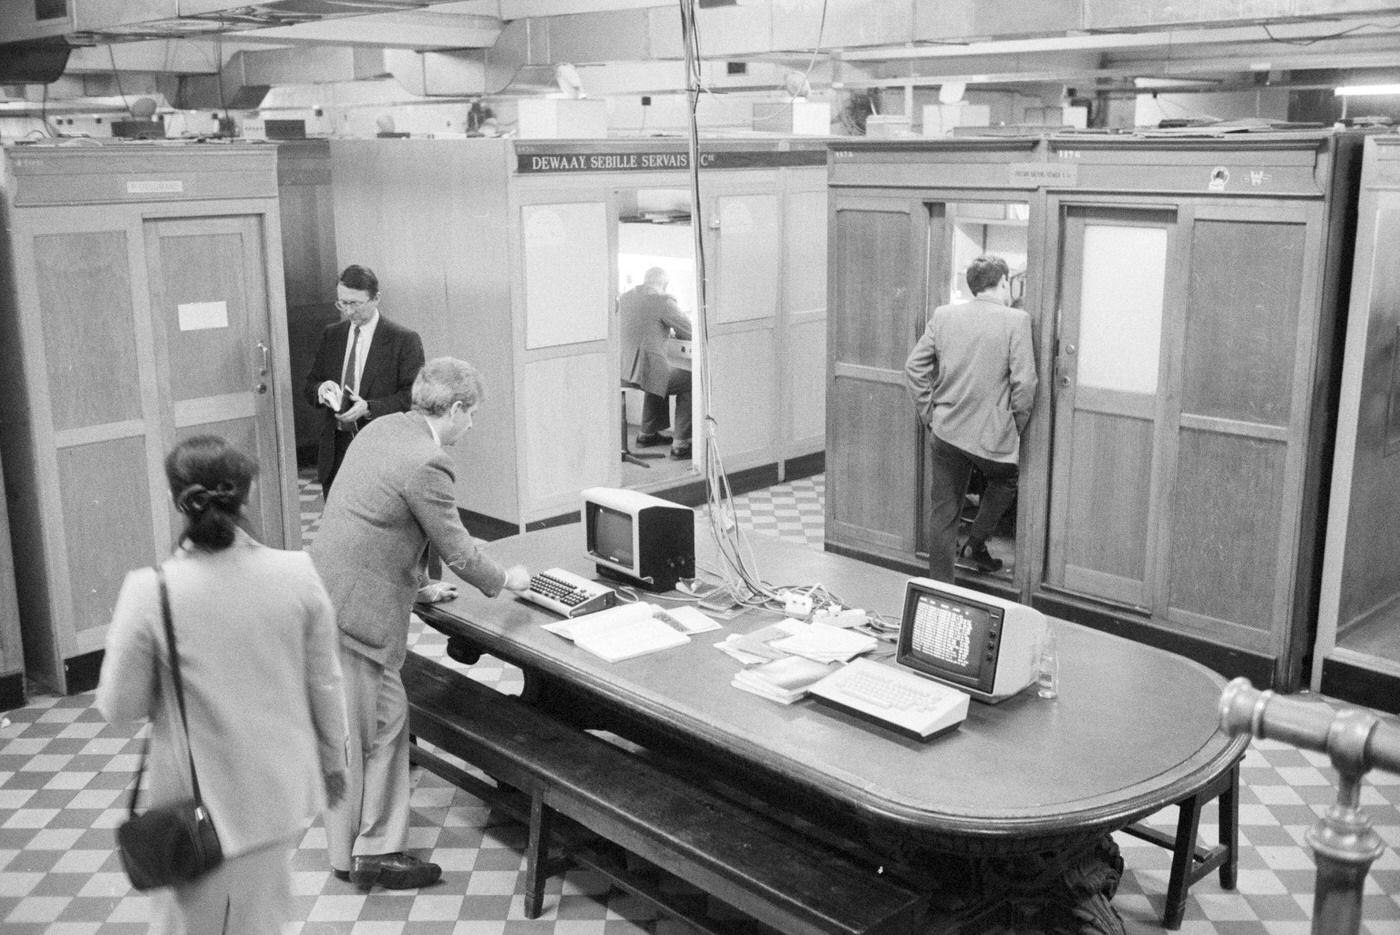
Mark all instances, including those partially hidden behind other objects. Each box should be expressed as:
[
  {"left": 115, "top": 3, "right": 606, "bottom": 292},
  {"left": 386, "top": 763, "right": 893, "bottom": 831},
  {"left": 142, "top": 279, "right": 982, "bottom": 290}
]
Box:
[
  {"left": 310, "top": 357, "right": 531, "bottom": 891},
  {"left": 905, "top": 255, "right": 1037, "bottom": 582}
]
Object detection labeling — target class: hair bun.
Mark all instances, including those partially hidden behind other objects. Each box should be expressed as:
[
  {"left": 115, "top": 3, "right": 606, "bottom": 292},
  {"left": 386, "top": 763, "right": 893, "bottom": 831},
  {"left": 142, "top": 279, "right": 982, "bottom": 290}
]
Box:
[{"left": 176, "top": 484, "right": 210, "bottom": 514}]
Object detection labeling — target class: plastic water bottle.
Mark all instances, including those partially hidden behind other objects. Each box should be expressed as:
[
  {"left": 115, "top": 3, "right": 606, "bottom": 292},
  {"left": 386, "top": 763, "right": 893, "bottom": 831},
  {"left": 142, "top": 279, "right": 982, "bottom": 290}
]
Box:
[{"left": 1036, "top": 626, "right": 1059, "bottom": 699}]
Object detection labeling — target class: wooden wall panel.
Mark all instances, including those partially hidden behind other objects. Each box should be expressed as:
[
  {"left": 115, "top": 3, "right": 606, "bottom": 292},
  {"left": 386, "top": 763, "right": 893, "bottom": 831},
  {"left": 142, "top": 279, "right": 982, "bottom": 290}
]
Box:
[
  {"left": 329, "top": 140, "right": 519, "bottom": 522},
  {"left": 521, "top": 354, "right": 612, "bottom": 518},
  {"left": 828, "top": 378, "right": 918, "bottom": 555},
  {"left": 154, "top": 229, "right": 251, "bottom": 403},
  {"left": 1063, "top": 411, "right": 1153, "bottom": 588},
  {"left": 785, "top": 318, "right": 827, "bottom": 450},
  {"left": 1339, "top": 201, "right": 1400, "bottom": 633},
  {"left": 1182, "top": 219, "right": 1305, "bottom": 426},
  {"left": 832, "top": 206, "right": 915, "bottom": 371},
  {"left": 57, "top": 436, "right": 154, "bottom": 639},
  {"left": 784, "top": 189, "right": 827, "bottom": 317},
  {"left": 0, "top": 451, "right": 21, "bottom": 681},
  {"left": 1168, "top": 430, "right": 1285, "bottom": 644},
  {"left": 708, "top": 328, "right": 778, "bottom": 466},
  {"left": 34, "top": 231, "right": 142, "bottom": 431},
  {"left": 713, "top": 193, "right": 779, "bottom": 324}
]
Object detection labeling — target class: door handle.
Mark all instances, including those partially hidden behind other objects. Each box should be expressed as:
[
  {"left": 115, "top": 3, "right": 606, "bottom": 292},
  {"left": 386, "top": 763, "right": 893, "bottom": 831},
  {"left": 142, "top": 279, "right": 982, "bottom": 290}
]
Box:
[{"left": 255, "top": 341, "right": 270, "bottom": 394}]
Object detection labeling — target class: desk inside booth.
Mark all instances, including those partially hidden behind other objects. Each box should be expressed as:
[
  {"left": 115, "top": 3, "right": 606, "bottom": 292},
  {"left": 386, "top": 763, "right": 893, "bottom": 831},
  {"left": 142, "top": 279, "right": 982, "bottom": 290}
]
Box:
[{"left": 415, "top": 523, "right": 1245, "bottom": 930}]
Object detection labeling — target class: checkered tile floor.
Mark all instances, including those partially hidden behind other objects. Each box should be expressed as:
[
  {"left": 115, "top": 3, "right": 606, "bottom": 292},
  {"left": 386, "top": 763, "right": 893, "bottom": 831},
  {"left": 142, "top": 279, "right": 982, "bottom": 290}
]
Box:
[{"left": 1, "top": 472, "right": 1397, "bottom": 934}]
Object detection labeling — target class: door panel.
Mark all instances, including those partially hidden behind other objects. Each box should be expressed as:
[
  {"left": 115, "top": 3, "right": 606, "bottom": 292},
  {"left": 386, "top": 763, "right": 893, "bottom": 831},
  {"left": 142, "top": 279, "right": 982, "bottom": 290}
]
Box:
[
  {"left": 827, "top": 198, "right": 923, "bottom": 557},
  {"left": 1164, "top": 212, "right": 1311, "bottom": 649},
  {"left": 1048, "top": 210, "right": 1172, "bottom": 607},
  {"left": 713, "top": 193, "right": 779, "bottom": 324},
  {"left": 145, "top": 215, "right": 285, "bottom": 547}
]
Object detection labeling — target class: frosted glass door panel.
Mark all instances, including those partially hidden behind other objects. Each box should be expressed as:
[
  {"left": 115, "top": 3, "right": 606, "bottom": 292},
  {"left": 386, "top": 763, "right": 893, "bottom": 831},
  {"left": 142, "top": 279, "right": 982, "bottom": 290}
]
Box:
[
  {"left": 523, "top": 202, "right": 609, "bottom": 349},
  {"left": 1077, "top": 225, "right": 1167, "bottom": 394}
]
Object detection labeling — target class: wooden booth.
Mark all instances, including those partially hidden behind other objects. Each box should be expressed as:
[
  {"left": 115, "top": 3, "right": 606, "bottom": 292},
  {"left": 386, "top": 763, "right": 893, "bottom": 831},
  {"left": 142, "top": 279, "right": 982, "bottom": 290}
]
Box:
[
  {"left": 0, "top": 143, "right": 301, "bottom": 694},
  {"left": 826, "top": 131, "right": 1363, "bottom": 690},
  {"left": 273, "top": 139, "right": 341, "bottom": 467},
  {"left": 0, "top": 450, "right": 22, "bottom": 710},
  {"left": 319, "top": 137, "right": 828, "bottom": 532},
  {"left": 1314, "top": 133, "right": 1400, "bottom": 713}
]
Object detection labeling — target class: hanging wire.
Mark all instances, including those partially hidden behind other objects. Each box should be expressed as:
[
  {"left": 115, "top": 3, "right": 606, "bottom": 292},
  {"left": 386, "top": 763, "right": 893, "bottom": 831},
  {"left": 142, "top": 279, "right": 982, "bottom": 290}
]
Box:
[
  {"left": 108, "top": 45, "right": 132, "bottom": 117},
  {"left": 679, "top": 0, "right": 789, "bottom": 613}
]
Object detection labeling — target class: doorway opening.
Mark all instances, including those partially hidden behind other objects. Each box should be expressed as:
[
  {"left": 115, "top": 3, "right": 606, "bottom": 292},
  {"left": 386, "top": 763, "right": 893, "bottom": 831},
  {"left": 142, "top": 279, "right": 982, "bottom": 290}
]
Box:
[{"left": 617, "top": 187, "right": 697, "bottom": 491}]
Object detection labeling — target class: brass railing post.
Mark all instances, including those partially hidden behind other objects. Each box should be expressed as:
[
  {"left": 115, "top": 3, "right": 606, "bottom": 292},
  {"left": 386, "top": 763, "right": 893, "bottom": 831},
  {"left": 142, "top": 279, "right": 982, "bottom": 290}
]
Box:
[{"left": 1219, "top": 678, "right": 1399, "bottom": 935}]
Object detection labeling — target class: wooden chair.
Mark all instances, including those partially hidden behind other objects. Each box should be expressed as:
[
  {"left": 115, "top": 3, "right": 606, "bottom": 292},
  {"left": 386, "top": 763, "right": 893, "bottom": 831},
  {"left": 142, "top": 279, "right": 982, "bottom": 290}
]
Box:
[{"left": 1121, "top": 758, "right": 1240, "bottom": 929}]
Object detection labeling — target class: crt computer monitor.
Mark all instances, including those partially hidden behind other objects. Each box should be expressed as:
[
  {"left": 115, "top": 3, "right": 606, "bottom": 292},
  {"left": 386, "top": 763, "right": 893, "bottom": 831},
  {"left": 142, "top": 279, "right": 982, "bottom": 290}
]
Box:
[
  {"left": 582, "top": 487, "right": 695, "bottom": 592},
  {"left": 895, "top": 577, "right": 1047, "bottom": 703}
]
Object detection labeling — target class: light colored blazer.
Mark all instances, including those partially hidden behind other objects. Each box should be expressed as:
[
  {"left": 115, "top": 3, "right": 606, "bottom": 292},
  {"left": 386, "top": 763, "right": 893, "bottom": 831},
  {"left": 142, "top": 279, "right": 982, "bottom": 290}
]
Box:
[
  {"left": 96, "top": 532, "right": 347, "bottom": 859},
  {"left": 905, "top": 297, "right": 1038, "bottom": 463},
  {"left": 309, "top": 411, "right": 507, "bottom": 669},
  {"left": 619, "top": 284, "right": 692, "bottom": 397}
]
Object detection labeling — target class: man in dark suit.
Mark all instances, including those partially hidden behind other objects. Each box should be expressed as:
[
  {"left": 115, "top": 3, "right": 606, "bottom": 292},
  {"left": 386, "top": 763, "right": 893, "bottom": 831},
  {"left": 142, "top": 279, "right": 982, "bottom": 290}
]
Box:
[
  {"left": 304, "top": 264, "right": 425, "bottom": 496},
  {"left": 619, "top": 267, "right": 693, "bottom": 459}
]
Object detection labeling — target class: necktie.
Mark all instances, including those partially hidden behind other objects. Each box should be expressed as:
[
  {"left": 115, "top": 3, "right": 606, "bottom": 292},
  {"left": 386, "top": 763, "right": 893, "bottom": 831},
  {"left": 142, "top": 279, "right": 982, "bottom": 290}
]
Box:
[{"left": 341, "top": 326, "right": 361, "bottom": 396}]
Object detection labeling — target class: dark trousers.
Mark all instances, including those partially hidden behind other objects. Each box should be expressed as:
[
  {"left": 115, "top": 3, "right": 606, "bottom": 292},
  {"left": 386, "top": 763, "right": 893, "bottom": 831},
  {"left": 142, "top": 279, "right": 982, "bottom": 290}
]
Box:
[
  {"left": 321, "top": 427, "right": 356, "bottom": 499},
  {"left": 927, "top": 434, "right": 1019, "bottom": 583},
  {"left": 640, "top": 368, "right": 693, "bottom": 445}
]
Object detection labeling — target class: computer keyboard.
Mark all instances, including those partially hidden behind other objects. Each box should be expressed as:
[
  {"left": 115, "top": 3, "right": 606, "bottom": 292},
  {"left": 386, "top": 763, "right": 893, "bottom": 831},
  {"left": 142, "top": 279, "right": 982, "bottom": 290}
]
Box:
[
  {"left": 808, "top": 657, "right": 969, "bottom": 740},
  {"left": 521, "top": 567, "right": 617, "bottom": 618}
]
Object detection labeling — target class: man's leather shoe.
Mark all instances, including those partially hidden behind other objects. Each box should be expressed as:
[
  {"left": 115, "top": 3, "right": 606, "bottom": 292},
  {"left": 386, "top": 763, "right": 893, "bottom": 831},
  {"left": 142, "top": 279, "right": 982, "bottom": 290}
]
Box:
[
  {"left": 670, "top": 445, "right": 692, "bottom": 460},
  {"left": 349, "top": 853, "right": 442, "bottom": 891},
  {"left": 635, "top": 432, "right": 673, "bottom": 447},
  {"left": 958, "top": 538, "right": 1004, "bottom": 573}
]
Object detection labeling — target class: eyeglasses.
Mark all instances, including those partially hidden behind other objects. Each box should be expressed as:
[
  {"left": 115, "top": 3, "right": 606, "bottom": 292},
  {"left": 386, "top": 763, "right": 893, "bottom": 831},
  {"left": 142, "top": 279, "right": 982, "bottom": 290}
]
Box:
[{"left": 336, "top": 297, "right": 374, "bottom": 311}]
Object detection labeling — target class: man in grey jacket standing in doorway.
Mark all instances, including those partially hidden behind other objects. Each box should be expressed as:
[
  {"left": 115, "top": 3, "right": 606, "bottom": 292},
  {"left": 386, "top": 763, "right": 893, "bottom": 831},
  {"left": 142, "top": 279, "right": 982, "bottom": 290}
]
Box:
[{"left": 905, "top": 255, "right": 1037, "bottom": 582}]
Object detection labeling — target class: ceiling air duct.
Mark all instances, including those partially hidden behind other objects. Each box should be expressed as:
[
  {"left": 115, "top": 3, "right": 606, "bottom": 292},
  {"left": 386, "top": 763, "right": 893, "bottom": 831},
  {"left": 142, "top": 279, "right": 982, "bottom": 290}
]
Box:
[{"left": 0, "top": 36, "right": 72, "bottom": 84}]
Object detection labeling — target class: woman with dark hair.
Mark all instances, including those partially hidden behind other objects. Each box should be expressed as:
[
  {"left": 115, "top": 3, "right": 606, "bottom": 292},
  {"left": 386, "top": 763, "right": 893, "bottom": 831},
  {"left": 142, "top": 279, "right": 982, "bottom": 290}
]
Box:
[{"left": 96, "top": 435, "right": 348, "bottom": 934}]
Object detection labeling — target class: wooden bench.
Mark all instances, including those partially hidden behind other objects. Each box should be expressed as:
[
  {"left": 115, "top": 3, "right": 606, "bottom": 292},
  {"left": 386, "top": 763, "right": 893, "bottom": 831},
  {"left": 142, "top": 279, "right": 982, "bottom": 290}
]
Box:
[{"left": 401, "top": 651, "right": 926, "bottom": 935}]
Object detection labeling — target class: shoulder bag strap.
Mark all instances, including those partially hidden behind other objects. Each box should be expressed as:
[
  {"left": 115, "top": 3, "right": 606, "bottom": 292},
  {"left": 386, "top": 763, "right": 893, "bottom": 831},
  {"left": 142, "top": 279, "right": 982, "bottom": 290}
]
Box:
[{"left": 156, "top": 567, "right": 206, "bottom": 808}]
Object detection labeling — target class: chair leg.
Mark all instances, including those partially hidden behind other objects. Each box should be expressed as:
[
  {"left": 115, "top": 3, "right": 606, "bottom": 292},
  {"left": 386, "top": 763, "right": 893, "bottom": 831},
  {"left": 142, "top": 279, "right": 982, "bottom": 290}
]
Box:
[
  {"left": 524, "top": 790, "right": 553, "bottom": 919},
  {"left": 1218, "top": 762, "right": 1240, "bottom": 891},
  {"left": 620, "top": 389, "right": 652, "bottom": 469},
  {"left": 1162, "top": 795, "right": 1204, "bottom": 930}
]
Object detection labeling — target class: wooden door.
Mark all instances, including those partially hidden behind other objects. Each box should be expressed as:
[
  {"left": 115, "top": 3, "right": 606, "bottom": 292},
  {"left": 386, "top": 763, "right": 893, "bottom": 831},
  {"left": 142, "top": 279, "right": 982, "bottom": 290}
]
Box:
[
  {"left": 826, "top": 196, "right": 930, "bottom": 562},
  {"left": 1048, "top": 201, "right": 1322, "bottom": 678},
  {"left": 1047, "top": 207, "right": 1177, "bottom": 608},
  {"left": 144, "top": 215, "right": 286, "bottom": 546}
]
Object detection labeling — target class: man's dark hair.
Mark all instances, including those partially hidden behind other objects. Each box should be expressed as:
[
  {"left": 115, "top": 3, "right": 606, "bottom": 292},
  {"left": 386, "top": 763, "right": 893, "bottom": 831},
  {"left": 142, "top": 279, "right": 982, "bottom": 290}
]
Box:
[
  {"left": 965, "top": 255, "right": 1010, "bottom": 296},
  {"left": 339, "top": 264, "right": 379, "bottom": 298}
]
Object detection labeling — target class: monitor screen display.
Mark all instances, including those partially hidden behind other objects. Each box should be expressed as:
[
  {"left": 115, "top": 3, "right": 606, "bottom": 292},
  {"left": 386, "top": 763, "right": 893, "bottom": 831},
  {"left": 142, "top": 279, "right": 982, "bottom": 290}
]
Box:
[
  {"left": 589, "top": 504, "right": 634, "bottom": 569},
  {"left": 902, "top": 589, "right": 995, "bottom": 688}
]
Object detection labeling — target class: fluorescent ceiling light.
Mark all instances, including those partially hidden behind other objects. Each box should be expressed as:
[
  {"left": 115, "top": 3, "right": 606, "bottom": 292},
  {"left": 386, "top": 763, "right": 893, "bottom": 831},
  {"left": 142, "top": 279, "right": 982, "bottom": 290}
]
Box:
[{"left": 1334, "top": 83, "right": 1400, "bottom": 96}]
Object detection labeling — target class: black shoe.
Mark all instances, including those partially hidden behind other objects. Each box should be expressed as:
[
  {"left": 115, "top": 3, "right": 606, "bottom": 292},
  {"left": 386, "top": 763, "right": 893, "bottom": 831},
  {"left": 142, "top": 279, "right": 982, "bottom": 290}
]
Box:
[
  {"left": 635, "top": 432, "right": 673, "bottom": 447},
  {"left": 350, "top": 852, "right": 442, "bottom": 890},
  {"left": 958, "top": 539, "right": 1004, "bottom": 573},
  {"left": 331, "top": 868, "right": 351, "bottom": 882},
  {"left": 670, "top": 445, "right": 692, "bottom": 460}
]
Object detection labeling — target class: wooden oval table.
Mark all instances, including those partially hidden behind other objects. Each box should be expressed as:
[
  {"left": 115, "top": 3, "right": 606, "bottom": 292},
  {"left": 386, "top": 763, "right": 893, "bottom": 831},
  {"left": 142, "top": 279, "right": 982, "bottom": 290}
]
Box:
[{"left": 418, "top": 524, "right": 1247, "bottom": 934}]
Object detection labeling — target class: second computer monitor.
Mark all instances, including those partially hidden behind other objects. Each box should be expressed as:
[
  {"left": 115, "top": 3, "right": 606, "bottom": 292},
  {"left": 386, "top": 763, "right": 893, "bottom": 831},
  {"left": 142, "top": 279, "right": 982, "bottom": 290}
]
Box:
[{"left": 582, "top": 487, "right": 694, "bottom": 592}]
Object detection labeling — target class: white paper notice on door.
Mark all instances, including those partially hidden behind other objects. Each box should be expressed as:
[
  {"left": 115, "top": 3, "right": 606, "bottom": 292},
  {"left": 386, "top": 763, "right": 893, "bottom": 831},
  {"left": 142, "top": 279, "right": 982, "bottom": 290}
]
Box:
[{"left": 177, "top": 300, "right": 229, "bottom": 331}]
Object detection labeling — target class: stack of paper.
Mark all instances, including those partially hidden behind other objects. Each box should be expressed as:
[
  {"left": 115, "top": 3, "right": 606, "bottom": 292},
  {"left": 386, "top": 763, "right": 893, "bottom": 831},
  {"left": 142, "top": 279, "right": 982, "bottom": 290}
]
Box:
[
  {"left": 732, "top": 655, "right": 837, "bottom": 704},
  {"left": 542, "top": 602, "right": 690, "bottom": 663},
  {"left": 715, "top": 621, "right": 804, "bottom": 664},
  {"left": 767, "top": 621, "right": 877, "bottom": 664}
]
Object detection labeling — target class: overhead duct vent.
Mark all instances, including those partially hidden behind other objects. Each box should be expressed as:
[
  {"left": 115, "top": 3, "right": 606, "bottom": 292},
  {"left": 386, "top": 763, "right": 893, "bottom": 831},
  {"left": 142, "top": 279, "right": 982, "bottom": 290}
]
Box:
[
  {"left": 63, "top": 1, "right": 432, "bottom": 45},
  {"left": 0, "top": 36, "right": 71, "bottom": 83}
]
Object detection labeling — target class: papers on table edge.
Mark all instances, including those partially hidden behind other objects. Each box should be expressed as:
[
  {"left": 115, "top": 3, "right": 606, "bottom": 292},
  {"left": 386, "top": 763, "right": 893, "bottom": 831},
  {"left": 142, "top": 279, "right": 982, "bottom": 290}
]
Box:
[{"left": 542, "top": 602, "right": 720, "bottom": 663}]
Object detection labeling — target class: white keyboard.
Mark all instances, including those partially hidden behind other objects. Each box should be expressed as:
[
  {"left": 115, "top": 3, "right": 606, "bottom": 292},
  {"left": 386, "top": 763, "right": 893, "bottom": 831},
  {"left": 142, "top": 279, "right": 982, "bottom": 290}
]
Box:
[
  {"left": 808, "top": 657, "right": 969, "bottom": 740},
  {"left": 521, "top": 567, "right": 617, "bottom": 618}
]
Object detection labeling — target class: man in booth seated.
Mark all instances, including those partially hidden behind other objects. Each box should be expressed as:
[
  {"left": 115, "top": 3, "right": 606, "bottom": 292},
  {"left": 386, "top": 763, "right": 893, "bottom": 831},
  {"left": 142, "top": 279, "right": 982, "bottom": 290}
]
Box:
[
  {"left": 904, "top": 254, "right": 1037, "bottom": 582},
  {"left": 619, "top": 267, "right": 693, "bottom": 460}
]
